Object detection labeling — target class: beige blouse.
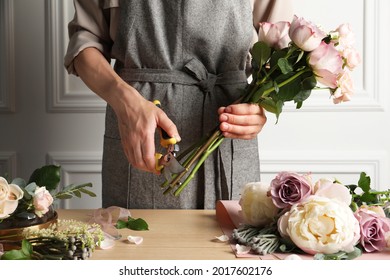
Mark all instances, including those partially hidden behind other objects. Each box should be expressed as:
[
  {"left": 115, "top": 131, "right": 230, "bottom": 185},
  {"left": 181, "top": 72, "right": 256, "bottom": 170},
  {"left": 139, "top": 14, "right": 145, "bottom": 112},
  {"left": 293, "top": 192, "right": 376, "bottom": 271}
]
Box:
[{"left": 64, "top": 0, "right": 293, "bottom": 75}]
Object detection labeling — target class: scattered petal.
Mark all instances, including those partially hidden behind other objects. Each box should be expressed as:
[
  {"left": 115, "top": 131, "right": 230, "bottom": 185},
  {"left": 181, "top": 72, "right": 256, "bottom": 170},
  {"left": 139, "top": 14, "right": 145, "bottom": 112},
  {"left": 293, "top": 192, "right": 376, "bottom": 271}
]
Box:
[
  {"left": 99, "top": 238, "right": 115, "bottom": 250},
  {"left": 215, "top": 235, "right": 229, "bottom": 242},
  {"left": 235, "top": 244, "right": 251, "bottom": 255},
  {"left": 127, "top": 235, "right": 143, "bottom": 245},
  {"left": 284, "top": 254, "right": 302, "bottom": 260}
]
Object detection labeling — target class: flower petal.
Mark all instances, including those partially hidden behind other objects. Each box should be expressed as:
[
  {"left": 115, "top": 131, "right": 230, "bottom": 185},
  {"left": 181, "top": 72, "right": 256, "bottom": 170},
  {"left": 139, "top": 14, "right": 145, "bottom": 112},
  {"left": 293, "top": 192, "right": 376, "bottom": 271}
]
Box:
[
  {"left": 127, "top": 235, "right": 143, "bottom": 245},
  {"left": 215, "top": 234, "right": 229, "bottom": 242},
  {"left": 99, "top": 238, "right": 115, "bottom": 250},
  {"left": 235, "top": 244, "right": 251, "bottom": 255},
  {"left": 284, "top": 254, "right": 302, "bottom": 260}
]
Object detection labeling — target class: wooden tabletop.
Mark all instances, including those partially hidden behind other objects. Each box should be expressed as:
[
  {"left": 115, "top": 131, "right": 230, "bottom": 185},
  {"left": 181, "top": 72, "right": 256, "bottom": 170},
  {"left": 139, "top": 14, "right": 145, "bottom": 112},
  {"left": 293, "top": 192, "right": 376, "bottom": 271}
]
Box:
[{"left": 56, "top": 209, "right": 253, "bottom": 260}]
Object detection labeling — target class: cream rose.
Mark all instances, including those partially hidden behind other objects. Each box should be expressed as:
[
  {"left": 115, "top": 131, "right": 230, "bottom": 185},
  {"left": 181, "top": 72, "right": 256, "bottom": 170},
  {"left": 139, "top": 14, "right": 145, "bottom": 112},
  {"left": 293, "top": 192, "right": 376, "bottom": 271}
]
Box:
[
  {"left": 280, "top": 196, "right": 360, "bottom": 255},
  {"left": 0, "top": 177, "right": 24, "bottom": 219},
  {"left": 239, "top": 182, "right": 279, "bottom": 227},
  {"left": 33, "top": 186, "right": 54, "bottom": 218}
]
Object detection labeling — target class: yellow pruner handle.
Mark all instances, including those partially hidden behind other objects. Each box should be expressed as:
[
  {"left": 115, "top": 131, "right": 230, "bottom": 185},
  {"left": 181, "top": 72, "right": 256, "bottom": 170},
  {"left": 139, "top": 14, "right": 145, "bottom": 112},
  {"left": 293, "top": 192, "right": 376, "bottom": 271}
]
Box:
[
  {"left": 153, "top": 100, "right": 177, "bottom": 148},
  {"left": 155, "top": 153, "right": 164, "bottom": 171}
]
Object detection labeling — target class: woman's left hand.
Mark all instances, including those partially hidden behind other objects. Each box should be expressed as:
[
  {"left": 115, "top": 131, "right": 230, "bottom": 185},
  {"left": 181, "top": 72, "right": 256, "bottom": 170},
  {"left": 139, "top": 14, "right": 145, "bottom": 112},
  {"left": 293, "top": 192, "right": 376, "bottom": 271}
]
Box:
[{"left": 218, "top": 103, "right": 267, "bottom": 140}]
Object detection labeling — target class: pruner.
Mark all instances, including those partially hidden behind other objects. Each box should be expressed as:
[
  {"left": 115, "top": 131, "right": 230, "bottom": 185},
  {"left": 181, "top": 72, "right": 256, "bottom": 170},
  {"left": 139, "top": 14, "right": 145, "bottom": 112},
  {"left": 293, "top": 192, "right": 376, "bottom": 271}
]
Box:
[{"left": 153, "top": 100, "right": 185, "bottom": 182}]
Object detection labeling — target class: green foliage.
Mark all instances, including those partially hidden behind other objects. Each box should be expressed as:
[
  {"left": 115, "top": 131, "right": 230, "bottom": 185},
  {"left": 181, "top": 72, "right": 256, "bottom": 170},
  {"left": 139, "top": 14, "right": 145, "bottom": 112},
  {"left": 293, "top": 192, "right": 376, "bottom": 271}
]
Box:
[
  {"left": 1, "top": 240, "right": 33, "bottom": 260},
  {"left": 116, "top": 216, "right": 149, "bottom": 231},
  {"left": 28, "top": 165, "right": 61, "bottom": 191},
  {"left": 54, "top": 183, "right": 95, "bottom": 200},
  {"left": 314, "top": 247, "right": 362, "bottom": 260},
  {"left": 345, "top": 172, "right": 390, "bottom": 208}
]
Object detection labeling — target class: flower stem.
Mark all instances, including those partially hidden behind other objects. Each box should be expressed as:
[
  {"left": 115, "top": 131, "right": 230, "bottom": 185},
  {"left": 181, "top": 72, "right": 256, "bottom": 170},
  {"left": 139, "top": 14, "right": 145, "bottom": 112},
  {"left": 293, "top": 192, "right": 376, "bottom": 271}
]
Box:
[
  {"left": 165, "top": 129, "right": 222, "bottom": 192},
  {"left": 174, "top": 134, "right": 225, "bottom": 196}
]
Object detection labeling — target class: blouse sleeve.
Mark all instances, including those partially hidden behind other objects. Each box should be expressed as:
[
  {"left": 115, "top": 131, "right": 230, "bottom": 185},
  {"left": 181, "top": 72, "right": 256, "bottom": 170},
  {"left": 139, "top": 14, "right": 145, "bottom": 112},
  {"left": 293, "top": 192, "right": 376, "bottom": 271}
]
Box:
[
  {"left": 251, "top": 0, "right": 293, "bottom": 43},
  {"left": 64, "top": 0, "right": 118, "bottom": 76}
]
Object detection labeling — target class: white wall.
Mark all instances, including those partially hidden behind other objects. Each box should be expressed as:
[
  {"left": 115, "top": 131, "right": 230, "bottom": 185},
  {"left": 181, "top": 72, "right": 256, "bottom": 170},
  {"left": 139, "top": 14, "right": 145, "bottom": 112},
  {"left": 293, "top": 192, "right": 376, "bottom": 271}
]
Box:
[{"left": 0, "top": 0, "right": 389, "bottom": 209}]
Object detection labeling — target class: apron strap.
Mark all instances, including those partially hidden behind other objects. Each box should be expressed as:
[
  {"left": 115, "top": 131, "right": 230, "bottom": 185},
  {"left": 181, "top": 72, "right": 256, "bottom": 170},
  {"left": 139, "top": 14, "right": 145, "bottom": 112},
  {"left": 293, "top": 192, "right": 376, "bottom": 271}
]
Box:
[{"left": 117, "top": 58, "right": 247, "bottom": 94}]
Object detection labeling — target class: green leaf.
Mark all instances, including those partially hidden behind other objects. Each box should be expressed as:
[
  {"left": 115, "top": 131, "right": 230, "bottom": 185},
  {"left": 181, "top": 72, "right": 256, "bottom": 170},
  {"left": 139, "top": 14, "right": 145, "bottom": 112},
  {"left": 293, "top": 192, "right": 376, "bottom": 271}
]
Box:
[
  {"left": 21, "top": 239, "right": 33, "bottom": 256},
  {"left": 314, "top": 247, "right": 362, "bottom": 260},
  {"left": 360, "top": 192, "right": 378, "bottom": 204},
  {"left": 54, "top": 193, "right": 73, "bottom": 199},
  {"left": 301, "top": 75, "right": 317, "bottom": 90},
  {"left": 358, "top": 172, "right": 371, "bottom": 193},
  {"left": 277, "top": 58, "right": 293, "bottom": 74},
  {"left": 79, "top": 188, "right": 97, "bottom": 197},
  {"left": 115, "top": 216, "right": 149, "bottom": 231},
  {"left": 259, "top": 98, "right": 278, "bottom": 114},
  {"left": 116, "top": 220, "right": 128, "bottom": 229},
  {"left": 250, "top": 82, "right": 273, "bottom": 103},
  {"left": 251, "top": 41, "right": 271, "bottom": 68},
  {"left": 127, "top": 217, "right": 149, "bottom": 231},
  {"left": 293, "top": 89, "right": 311, "bottom": 103},
  {"left": 11, "top": 178, "right": 26, "bottom": 188},
  {"left": 28, "top": 165, "right": 61, "bottom": 191},
  {"left": 1, "top": 240, "right": 33, "bottom": 260}
]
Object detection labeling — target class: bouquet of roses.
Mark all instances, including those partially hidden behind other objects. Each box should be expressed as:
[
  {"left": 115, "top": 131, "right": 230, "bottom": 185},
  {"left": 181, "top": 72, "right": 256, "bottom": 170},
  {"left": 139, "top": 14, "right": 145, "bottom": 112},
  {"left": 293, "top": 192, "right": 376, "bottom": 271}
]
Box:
[
  {"left": 162, "top": 15, "right": 361, "bottom": 196},
  {"left": 234, "top": 172, "right": 390, "bottom": 260}
]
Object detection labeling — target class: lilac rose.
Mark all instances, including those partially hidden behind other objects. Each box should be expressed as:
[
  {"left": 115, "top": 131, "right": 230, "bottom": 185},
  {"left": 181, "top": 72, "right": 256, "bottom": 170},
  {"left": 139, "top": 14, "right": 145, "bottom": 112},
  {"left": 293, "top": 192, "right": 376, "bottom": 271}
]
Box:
[
  {"left": 354, "top": 207, "right": 390, "bottom": 252},
  {"left": 270, "top": 172, "right": 312, "bottom": 208}
]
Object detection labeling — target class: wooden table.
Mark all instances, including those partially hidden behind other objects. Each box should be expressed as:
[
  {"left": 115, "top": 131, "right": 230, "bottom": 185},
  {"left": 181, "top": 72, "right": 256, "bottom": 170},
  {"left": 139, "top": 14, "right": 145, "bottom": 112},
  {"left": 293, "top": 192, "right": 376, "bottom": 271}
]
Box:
[{"left": 57, "top": 209, "right": 247, "bottom": 260}]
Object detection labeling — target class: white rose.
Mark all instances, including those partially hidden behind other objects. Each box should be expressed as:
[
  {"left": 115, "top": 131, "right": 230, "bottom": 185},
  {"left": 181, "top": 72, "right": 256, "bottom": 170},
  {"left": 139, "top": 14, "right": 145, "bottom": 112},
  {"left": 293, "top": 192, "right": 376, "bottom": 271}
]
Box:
[
  {"left": 285, "top": 196, "right": 360, "bottom": 255},
  {"left": 0, "top": 177, "right": 24, "bottom": 219},
  {"left": 239, "top": 182, "right": 279, "bottom": 227}
]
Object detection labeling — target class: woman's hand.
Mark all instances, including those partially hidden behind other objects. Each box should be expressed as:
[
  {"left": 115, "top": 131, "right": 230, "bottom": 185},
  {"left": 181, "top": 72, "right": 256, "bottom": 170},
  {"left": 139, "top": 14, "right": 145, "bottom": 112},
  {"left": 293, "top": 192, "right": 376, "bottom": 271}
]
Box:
[
  {"left": 113, "top": 92, "right": 180, "bottom": 174},
  {"left": 218, "top": 103, "right": 267, "bottom": 140},
  {"left": 73, "top": 47, "right": 180, "bottom": 174}
]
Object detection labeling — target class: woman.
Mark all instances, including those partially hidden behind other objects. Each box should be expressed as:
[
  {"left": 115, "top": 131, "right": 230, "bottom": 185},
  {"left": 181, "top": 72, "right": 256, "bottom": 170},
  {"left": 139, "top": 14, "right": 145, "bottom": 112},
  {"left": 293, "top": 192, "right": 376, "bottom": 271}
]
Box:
[{"left": 64, "top": 0, "right": 293, "bottom": 209}]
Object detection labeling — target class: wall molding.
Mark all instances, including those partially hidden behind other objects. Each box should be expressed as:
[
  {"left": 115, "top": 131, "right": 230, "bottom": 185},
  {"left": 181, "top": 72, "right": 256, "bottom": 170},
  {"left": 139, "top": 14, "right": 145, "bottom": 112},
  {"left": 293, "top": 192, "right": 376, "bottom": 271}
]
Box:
[
  {"left": 0, "top": 152, "right": 17, "bottom": 179},
  {"left": 47, "top": 151, "right": 102, "bottom": 208},
  {"left": 260, "top": 150, "right": 387, "bottom": 189},
  {"left": 0, "top": 0, "right": 15, "bottom": 113},
  {"left": 45, "top": 0, "right": 106, "bottom": 113}
]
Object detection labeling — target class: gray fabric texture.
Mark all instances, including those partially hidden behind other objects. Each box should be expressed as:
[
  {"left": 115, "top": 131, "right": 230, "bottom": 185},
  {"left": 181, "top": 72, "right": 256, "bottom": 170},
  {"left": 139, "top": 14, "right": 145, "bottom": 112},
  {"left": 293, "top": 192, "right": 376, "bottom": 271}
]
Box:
[{"left": 102, "top": 0, "right": 260, "bottom": 209}]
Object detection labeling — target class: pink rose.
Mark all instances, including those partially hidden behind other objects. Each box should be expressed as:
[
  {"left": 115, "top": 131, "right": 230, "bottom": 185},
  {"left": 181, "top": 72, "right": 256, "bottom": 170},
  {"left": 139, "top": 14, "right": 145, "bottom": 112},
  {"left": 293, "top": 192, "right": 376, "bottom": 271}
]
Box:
[
  {"left": 289, "top": 15, "right": 326, "bottom": 52},
  {"left": 33, "top": 186, "right": 54, "bottom": 217},
  {"left": 342, "top": 47, "right": 361, "bottom": 70},
  {"left": 313, "top": 178, "right": 352, "bottom": 205},
  {"left": 334, "top": 23, "right": 356, "bottom": 48},
  {"left": 354, "top": 207, "right": 390, "bottom": 252},
  {"left": 333, "top": 71, "right": 354, "bottom": 104},
  {"left": 308, "top": 41, "right": 343, "bottom": 88},
  {"left": 270, "top": 171, "right": 312, "bottom": 208},
  {"left": 258, "top": 21, "right": 291, "bottom": 50}
]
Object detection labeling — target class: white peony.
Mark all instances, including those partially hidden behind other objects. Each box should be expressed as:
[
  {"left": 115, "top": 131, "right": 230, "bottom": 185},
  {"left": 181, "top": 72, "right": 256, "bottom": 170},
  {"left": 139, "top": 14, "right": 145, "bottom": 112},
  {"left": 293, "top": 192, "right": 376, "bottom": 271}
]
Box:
[
  {"left": 239, "top": 182, "right": 279, "bottom": 227},
  {"left": 280, "top": 195, "right": 360, "bottom": 255}
]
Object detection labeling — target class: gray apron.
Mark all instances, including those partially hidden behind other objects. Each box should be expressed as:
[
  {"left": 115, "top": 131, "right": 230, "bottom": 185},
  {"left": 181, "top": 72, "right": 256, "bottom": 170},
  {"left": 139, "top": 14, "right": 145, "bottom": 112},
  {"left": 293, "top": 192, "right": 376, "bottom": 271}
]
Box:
[{"left": 102, "top": 0, "right": 260, "bottom": 209}]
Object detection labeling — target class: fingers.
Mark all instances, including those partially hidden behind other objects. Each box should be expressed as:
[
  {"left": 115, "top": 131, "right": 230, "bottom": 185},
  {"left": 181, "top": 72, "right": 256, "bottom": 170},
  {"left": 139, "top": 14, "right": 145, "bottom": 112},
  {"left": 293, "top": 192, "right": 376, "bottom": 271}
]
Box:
[
  {"left": 219, "top": 103, "right": 267, "bottom": 140},
  {"left": 118, "top": 99, "right": 181, "bottom": 174},
  {"left": 157, "top": 110, "right": 181, "bottom": 143}
]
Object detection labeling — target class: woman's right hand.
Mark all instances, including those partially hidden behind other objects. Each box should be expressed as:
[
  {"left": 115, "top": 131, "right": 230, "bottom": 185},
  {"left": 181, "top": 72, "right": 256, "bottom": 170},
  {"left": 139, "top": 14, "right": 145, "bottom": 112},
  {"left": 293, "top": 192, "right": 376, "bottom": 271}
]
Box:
[
  {"left": 111, "top": 87, "right": 181, "bottom": 174},
  {"left": 73, "top": 47, "right": 180, "bottom": 174}
]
